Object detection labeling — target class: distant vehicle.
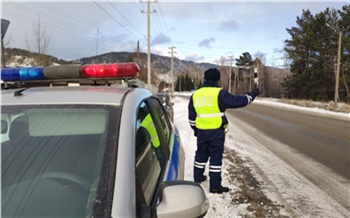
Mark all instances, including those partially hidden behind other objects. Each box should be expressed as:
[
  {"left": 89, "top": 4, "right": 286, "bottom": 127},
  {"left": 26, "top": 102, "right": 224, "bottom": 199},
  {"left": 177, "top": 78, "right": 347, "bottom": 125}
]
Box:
[{"left": 1, "top": 63, "right": 209, "bottom": 218}]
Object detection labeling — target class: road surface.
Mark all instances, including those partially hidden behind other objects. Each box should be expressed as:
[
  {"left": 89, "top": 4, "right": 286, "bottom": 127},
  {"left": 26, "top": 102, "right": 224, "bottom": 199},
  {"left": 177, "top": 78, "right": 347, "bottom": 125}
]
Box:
[
  {"left": 228, "top": 103, "right": 350, "bottom": 178},
  {"left": 226, "top": 102, "right": 350, "bottom": 213}
]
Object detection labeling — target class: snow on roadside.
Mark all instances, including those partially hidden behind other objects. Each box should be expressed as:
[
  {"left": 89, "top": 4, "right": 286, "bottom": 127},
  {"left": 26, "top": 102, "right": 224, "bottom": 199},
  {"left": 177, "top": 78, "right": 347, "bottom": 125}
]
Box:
[
  {"left": 172, "top": 96, "right": 248, "bottom": 217},
  {"left": 173, "top": 95, "right": 274, "bottom": 217},
  {"left": 173, "top": 93, "right": 349, "bottom": 217}
]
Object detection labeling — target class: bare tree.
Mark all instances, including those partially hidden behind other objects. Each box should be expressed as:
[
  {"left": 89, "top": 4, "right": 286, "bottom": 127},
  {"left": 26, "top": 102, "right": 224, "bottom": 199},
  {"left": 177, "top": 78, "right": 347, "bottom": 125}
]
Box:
[
  {"left": 254, "top": 52, "right": 269, "bottom": 96},
  {"left": 26, "top": 16, "right": 51, "bottom": 66},
  {"left": 219, "top": 56, "right": 229, "bottom": 90}
]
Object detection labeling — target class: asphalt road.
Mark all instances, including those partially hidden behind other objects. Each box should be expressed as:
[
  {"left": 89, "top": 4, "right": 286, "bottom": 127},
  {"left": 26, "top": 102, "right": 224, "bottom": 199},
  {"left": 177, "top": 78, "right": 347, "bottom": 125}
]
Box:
[
  {"left": 227, "top": 103, "right": 350, "bottom": 179},
  {"left": 226, "top": 103, "right": 350, "bottom": 212}
]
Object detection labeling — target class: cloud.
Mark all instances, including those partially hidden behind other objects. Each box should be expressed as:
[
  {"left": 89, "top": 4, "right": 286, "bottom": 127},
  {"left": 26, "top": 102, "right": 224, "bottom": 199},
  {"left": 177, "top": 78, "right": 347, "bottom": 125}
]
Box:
[
  {"left": 153, "top": 46, "right": 171, "bottom": 57},
  {"left": 185, "top": 53, "right": 205, "bottom": 62},
  {"left": 198, "top": 37, "right": 215, "bottom": 48},
  {"left": 218, "top": 19, "right": 239, "bottom": 32},
  {"left": 152, "top": 33, "right": 171, "bottom": 45}
]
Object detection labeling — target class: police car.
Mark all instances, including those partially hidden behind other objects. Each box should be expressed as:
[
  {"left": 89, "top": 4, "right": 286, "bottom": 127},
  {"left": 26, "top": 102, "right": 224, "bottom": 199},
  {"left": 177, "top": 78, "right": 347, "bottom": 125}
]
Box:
[{"left": 1, "top": 63, "right": 208, "bottom": 217}]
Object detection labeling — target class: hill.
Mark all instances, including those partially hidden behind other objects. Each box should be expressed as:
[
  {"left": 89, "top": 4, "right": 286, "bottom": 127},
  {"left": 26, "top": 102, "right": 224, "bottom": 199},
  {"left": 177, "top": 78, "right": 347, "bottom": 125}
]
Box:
[
  {"left": 4, "top": 48, "right": 218, "bottom": 76},
  {"left": 4, "top": 48, "right": 75, "bottom": 66},
  {"left": 79, "top": 51, "right": 219, "bottom": 76},
  {"left": 3, "top": 48, "right": 286, "bottom": 97}
]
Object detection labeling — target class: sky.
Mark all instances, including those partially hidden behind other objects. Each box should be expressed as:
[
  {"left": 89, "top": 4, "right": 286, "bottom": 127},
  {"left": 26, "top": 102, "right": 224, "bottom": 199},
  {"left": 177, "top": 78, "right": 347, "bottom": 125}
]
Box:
[
  {"left": 1, "top": 0, "right": 349, "bottom": 67},
  {"left": 173, "top": 93, "right": 349, "bottom": 217}
]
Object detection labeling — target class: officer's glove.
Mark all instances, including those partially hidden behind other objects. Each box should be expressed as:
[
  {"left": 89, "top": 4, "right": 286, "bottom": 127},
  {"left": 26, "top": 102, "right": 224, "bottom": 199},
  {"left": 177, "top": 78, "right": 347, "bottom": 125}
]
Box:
[
  {"left": 252, "top": 86, "right": 260, "bottom": 96},
  {"left": 224, "top": 127, "right": 229, "bottom": 134}
]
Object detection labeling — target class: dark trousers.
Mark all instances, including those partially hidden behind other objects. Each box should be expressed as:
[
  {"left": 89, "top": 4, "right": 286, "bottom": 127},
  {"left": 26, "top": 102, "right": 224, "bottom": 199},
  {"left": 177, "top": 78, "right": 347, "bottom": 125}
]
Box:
[{"left": 194, "top": 128, "right": 225, "bottom": 189}]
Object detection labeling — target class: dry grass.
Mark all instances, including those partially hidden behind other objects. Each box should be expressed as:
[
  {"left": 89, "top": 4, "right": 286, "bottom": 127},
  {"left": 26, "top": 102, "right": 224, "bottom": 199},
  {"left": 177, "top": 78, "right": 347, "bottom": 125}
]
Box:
[{"left": 278, "top": 99, "right": 350, "bottom": 113}]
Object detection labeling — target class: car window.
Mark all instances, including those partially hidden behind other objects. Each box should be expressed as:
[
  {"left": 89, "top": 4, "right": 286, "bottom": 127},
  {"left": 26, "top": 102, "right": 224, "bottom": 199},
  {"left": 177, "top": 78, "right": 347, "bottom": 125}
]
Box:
[
  {"left": 150, "top": 97, "right": 171, "bottom": 145},
  {"left": 135, "top": 101, "right": 163, "bottom": 206},
  {"left": 1, "top": 105, "right": 118, "bottom": 217}
]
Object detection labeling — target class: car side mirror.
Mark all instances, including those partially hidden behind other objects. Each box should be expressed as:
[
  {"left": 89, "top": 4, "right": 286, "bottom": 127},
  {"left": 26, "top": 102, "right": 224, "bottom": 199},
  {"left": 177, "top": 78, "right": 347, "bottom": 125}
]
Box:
[{"left": 156, "top": 181, "right": 209, "bottom": 218}]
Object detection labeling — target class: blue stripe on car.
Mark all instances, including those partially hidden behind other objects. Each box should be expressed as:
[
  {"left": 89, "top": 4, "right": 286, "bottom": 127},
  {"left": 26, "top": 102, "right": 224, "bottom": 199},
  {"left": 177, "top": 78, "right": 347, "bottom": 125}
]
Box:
[{"left": 166, "top": 133, "right": 180, "bottom": 181}]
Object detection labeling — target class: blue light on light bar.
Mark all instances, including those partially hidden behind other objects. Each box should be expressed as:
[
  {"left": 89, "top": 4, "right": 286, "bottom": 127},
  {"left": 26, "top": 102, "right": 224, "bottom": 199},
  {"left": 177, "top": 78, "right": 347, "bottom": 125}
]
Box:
[
  {"left": 1, "top": 68, "right": 20, "bottom": 81},
  {"left": 19, "top": 67, "right": 45, "bottom": 80},
  {"left": 1, "top": 67, "right": 45, "bottom": 81}
]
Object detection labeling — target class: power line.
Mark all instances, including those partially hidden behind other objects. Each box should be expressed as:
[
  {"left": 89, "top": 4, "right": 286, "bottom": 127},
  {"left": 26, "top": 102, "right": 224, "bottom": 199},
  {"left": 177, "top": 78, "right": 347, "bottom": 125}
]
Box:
[
  {"left": 157, "top": 3, "right": 172, "bottom": 42},
  {"left": 3, "top": 1, "right": 129, "bottom": 46},
  {"left": 151, "top": 5, "right": 165, "bottom": 34},
  {"left": 3, "top": 2, "right": 149, "bottom": 57},
  {"left": 32, "top": 2, "right": 99, "bottom": 28},
  {"left": 108, "top": 1, "right": 144, "bottom": 36},
  {"left": 169, "top": 46, "right": 176, "bottom": 95},
  {"left": 140, "top": 0, "right": 157, "bottom": 87},
  {"left": 93, "top": 0, "right": 140, "bottom": 40},
  {"left": 3, "top": 8, "right": 96, "bottom": 44},
  {"left": 5, "top": 2, "right": 94, "bottom": 36},
  {"left": 126, "top": 0, "right": 161, "bottom": 45},
  {"left": 32, "top": 1, "right": 147, "bottom": 46}
]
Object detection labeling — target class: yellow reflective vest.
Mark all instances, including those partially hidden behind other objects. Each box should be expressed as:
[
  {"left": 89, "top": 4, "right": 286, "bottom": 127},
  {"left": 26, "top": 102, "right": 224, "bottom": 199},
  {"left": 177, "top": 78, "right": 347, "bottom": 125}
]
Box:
[
  {"left": 140, "top": 113, "right": 160, "bottom": 148},
  {"left": 193, "top": 87, "right": 223, "bottom": 130}
]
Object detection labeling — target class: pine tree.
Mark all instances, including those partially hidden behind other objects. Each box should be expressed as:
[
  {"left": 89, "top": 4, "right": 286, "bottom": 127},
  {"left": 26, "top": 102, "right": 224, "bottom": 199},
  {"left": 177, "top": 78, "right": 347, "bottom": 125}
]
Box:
[
  {"left": 282, "top": 8, "right": 349, "bottom": 101},
  {"left": 284, "top": 9, "right": 315, "bottom": 99},
  {"left": 235, "top": 52, "right": 253, "bottom": 93},
  {"left": 337, "top": 5, "right": 350, "bottom": 102}
]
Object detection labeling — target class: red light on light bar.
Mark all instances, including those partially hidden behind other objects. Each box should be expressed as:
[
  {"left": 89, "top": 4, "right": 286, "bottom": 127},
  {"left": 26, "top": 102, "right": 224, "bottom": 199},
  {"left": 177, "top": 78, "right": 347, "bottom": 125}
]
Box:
[{"left": 80, "top": 63, "right": 139, "bottom": 78}]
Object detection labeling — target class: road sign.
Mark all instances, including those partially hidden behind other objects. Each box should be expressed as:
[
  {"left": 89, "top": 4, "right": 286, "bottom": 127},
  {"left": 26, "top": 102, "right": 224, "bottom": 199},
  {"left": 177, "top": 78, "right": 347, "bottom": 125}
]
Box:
[{"left": 1, "top": 19, "right": 10, "bottom": 39}]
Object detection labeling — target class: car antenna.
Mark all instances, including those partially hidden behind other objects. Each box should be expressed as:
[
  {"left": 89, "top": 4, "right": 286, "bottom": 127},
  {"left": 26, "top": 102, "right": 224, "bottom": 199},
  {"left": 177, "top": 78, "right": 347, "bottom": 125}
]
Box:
[{"left": 14, "top": 88, "right": 27, "bottom": 97}]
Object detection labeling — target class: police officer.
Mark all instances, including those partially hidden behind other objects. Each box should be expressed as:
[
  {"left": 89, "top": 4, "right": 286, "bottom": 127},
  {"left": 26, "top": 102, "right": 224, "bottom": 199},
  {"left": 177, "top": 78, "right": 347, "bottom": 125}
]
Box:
[
  {"left": 188, "top": 68, "right": 259, "bottom": 194},
  {"left": 139, "top": 109, "right": 163, "bottom": 161}
]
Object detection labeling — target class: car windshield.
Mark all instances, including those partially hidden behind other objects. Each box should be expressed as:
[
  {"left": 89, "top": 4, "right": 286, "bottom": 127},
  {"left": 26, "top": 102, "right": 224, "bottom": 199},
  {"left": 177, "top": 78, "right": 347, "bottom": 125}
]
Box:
[{"left": 1, "top": 104, "right": 119, "bottom": 217}]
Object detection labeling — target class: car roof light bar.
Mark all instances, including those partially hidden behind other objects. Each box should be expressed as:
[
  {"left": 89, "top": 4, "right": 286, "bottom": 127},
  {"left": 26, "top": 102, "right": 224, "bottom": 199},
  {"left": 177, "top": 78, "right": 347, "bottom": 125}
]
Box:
[
  {"left": 79, "top": 63, "right": 140, "bottom": 78},
  {"left": 43, "top": 64, "right": 81, "bottom": 79},
  {"left": 1, "top": 62, "right": 140, "bottom": 82}
]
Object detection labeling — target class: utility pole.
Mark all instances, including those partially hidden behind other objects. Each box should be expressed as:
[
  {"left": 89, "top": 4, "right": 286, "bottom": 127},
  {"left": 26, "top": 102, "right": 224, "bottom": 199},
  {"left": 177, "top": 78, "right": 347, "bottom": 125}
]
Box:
[
  {"left": 327, "top": 23, "right": 350, "bottom": 108},
  {"left": 228, "top": 55, "right": 233, "bottom": 93},
  {"left": 334, "top": 30, "right": 342, "bottom": 108},
  {"left": 140, "top": 0, "right": 157, "bottom": 89},
  {"left": 96, "top": 29, "right": 99, "bottom": 56},
  {"left": 179, "top": 76, "right": 181, "bottom": 92},
  {"left": 136, "top": 41, "right": 140, "bottom": 60},
  {"left": 169, "top": 46, "right": 176, "bottom": 97}
]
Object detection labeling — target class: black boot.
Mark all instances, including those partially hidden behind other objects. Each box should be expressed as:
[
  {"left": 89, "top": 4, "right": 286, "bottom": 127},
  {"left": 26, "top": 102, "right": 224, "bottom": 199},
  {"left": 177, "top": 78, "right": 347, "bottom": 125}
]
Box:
[
  {"left": 196, "top": 175, "right": 207, "bottom": 184},
  {"left": 209, "top": 186, "right": 229, "bottom": 194}
]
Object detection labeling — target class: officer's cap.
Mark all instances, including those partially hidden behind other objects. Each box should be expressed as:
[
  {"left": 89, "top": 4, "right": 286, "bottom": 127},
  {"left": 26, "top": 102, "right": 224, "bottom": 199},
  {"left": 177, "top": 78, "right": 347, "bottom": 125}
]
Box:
[{"left": 204, "top": 68, "right": 221, "bottom": 81}]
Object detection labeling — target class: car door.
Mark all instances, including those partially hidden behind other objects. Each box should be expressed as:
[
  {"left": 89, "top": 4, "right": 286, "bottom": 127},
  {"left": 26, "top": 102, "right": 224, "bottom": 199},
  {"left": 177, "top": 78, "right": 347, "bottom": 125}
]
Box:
[
  {"left": 149, "top": 97, "right": 184, "bottom": 181},
  {"left": 135, "top": 97, "right": 173, "bottom": 217}
]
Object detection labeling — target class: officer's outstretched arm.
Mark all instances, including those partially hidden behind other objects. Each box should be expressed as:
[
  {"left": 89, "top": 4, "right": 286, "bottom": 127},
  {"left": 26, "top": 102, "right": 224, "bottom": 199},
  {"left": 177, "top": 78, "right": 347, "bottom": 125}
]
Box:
[{"left": 220, "top": 88, "right": 259, "bottom": 108}]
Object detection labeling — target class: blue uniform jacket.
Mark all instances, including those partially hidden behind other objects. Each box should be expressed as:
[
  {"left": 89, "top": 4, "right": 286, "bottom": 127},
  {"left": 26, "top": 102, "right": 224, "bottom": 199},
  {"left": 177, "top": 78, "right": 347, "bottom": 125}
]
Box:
[{"left": 188, "top": 80, "right": 257, "bottom": 132}]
